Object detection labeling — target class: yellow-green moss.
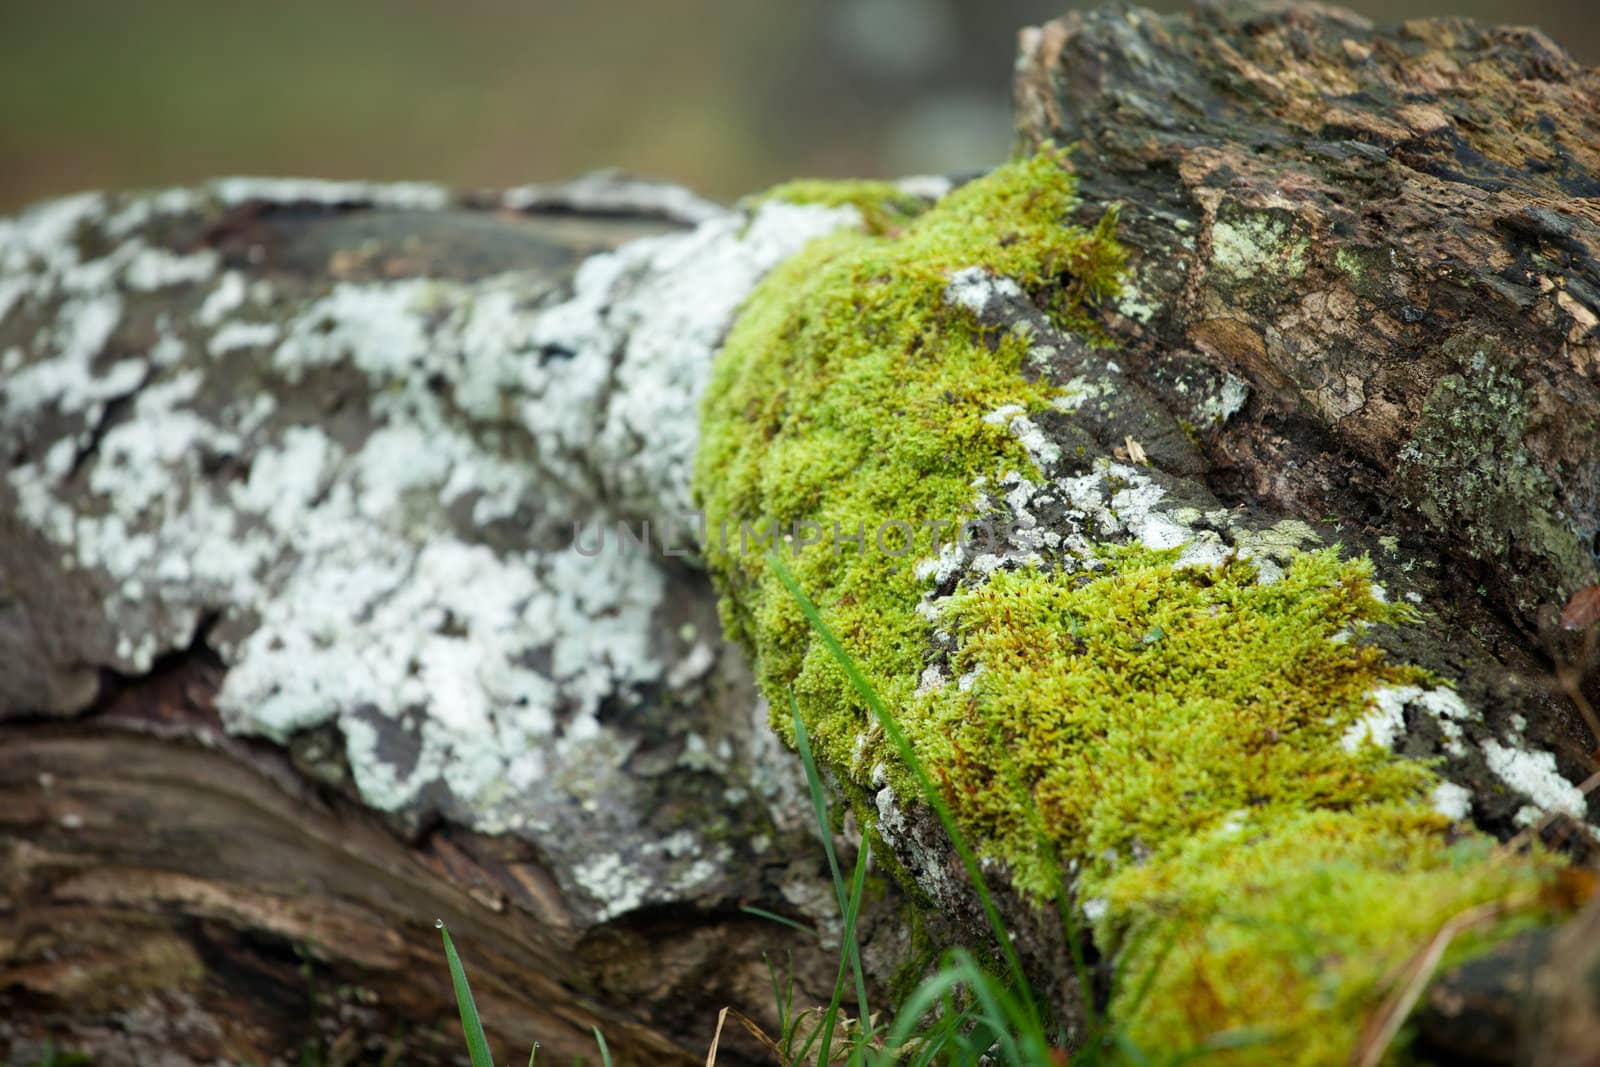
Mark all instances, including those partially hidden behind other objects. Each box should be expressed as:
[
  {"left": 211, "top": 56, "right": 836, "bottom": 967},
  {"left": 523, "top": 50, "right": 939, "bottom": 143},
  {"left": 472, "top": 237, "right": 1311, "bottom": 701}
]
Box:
[
  {"left": 694, "top": 149, "right": 1567, "bottom": 1063},
  {"left": 697, "top": 146, "right": 1122, "bottom": 763},
  {"left": 926, "top": 549, "right": 1559, "bottom": 1062},
  {"left": 752, "top": 178, "right": 933, "bottom": 235},
  {"left": 920, "top": 548, "right": 1433, "bottom": 897},
  {"left": 1104, "top": 810, "right": 1547, "bottom": 1063}
]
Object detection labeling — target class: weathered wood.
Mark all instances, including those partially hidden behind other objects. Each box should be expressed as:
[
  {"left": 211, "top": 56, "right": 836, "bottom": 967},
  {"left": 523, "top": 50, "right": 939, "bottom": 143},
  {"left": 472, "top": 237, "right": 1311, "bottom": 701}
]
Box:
[
  {"left": 2, "top": 664, "right": 685, "bottom": 1065},
  {"left": 997, "top": 1, "right": 1600, "bottom": 1054},
  {"left": 1014, "top": 0, "right": 1600, "bottom": 633}
]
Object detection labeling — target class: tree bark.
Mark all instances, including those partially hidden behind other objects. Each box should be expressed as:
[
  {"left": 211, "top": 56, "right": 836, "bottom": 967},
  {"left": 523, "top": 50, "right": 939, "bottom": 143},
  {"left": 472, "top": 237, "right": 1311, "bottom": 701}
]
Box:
[{"left": 1004, "top": 3, "right": 1600, "bottom": 1059}]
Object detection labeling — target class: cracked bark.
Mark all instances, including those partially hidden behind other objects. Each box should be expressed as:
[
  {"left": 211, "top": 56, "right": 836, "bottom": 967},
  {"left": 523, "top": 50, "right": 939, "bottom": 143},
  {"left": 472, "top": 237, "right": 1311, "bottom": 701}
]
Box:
[{"left": 1006, "top": 2, "right": 1600, "bottom": 1060}]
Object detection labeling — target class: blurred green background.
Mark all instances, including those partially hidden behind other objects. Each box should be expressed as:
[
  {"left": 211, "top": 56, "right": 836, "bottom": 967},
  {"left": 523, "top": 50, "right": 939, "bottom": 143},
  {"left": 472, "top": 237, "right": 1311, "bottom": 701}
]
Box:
[{"left": 1, "top": 0, "right": 1595, "bottom": 211}]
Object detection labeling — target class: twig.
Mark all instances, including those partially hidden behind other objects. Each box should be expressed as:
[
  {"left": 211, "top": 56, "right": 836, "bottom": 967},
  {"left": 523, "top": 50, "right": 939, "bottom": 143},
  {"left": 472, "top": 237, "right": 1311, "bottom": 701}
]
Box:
[
  {"left": 1350, "top": 896, "right": 1532, "bottom": 1067},
  {"left": 705, "top": 1006, "right": 788, "bottom": 1067},
  {"left": 1555, "top": 627, "right": 1600, "bottom": 758}
]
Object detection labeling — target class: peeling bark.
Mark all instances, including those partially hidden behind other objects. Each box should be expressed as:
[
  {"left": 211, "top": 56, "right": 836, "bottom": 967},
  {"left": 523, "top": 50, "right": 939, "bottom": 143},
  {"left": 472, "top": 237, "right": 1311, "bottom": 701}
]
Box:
[
  {"left": 1014, "top": 0, "right": 1600, "bottom": 629},
  {"left": 1002, "top": 0, "right": 1600, "bottom": 872}
]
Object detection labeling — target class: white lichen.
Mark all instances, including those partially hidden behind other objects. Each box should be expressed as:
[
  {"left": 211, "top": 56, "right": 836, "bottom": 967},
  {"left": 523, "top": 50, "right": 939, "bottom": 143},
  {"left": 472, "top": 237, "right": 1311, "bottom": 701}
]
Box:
[
  {"left": 501, "top": 170, "right": 726, "bottom": 226},
  {"left": 1482, "top": 740, "right": 1588, "bottom": 821},
  {"left": 944, "top": 266, "right": 1025, "bottom": 317},
  {"left": 210, "top": 176, "right": 451, "bottom": 210},
  {"left": 1430, "top": 781, "right": 1473, "bottom": 821}
]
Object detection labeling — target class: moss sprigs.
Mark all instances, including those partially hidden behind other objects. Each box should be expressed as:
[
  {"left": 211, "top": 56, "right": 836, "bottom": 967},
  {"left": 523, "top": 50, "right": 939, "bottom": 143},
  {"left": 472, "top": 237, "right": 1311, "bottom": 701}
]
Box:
[
  {"left": 697, "top": 146, "right": 1123, "bottom": 765},
  {"left": 1104, "top": 811, "right": 1546, "bottom": 1063},
  {"left": 753, "top": 178, "right": 934, "bottom": 235},
  {"left": 925, "top": 549, "right": 1559, "bottom": 1062},
  {"left": 919, "top": 548, "right": 1432, "bottom": 897}
]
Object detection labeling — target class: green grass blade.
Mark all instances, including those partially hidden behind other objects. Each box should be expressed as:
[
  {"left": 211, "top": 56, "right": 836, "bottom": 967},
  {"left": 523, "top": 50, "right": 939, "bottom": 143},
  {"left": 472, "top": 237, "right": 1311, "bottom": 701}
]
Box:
[
  {"left": 888, "top": 950, "right": 1025, "bottom": 1064},
  {"left": 790, "top": 686, "right": 874, "bottom": 1036},
  {"left": 592, "top": 1027, "right": 613, "bottom": 1067},
  {"left": 767, "top": 552, "right": 1038, "bottom": 1021},
  {"left": 887, "top": 963, "right": 975, "bottom": 1049},
  {"left": 437, "top": 920, "right": 495, "bottom": 1067},
  {"left": 807, "top": 836, "right": 874, "bottom": 1067},
  {"left": 763, "top": 952, "right": 797, "bottom": 1059},
  {"left": 741, "top": 904, "right": 821, "bottom": 938}
]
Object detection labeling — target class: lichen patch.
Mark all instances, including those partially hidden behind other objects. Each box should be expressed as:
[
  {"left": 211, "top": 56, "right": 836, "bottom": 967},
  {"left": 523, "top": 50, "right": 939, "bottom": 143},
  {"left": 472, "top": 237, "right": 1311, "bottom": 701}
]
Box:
[{"left": 1, "top": 182, "right": 845, "bottom": 925}]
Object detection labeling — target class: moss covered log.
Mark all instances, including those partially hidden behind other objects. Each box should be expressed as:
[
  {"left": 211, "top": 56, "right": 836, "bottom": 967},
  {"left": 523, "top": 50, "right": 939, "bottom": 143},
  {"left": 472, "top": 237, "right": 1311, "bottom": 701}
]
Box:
[
  {"left": 694, "top": 149, "right": 1575, "bottom": 1063},
  {"left": 4, "top": 4, "right": 1599, "bottom": 1065}
]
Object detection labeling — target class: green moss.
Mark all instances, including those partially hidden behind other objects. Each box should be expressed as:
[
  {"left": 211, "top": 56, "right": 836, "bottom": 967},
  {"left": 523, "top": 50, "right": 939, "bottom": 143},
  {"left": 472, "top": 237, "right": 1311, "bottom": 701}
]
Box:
[
  {"left": 924, "top": 549, "right": 1559, "bottom": 1062},
  {"left": 1104, "top": 812, "right": 1549, "bottom": 1064},
  {"left": 753, "top": 178, "right": 934, "bottom": 235},
  {"left": 698, "top": 146, "right": 1123, "bottom": 768},
  {"left": 695, "top": 149, "right": 1567, "bottom": 1063},
  {"left": 918, "top": 548, "right": 1433, "bottom": 897}
]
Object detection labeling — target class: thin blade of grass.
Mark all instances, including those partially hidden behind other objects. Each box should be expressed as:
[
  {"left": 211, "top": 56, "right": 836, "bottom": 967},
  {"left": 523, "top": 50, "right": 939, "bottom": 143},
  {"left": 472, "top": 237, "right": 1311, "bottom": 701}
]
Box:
[
  {"left": 437, "top": 921, "right": 495, "bottom": 1067},
  {"left": 888, "top": 949, "right": 1025, "bottom": 1064},
  {"left": 790, "top": 1006, "right": 827, "bottom": 1066},
  {"left": 767, "top": 553, "right": 1037, "bottom": 1021},
  {"left": 807, "top": 835, "right": 875, "bottom": 1067},
  {"left": 790, "top": 687, "right": 874, "bottom": 1035},
  {"left": 762, "top": 952, "right": 797, "bottom": 1060},
  {"left": 741, "top": 905, "right": 821, "bottom": 939},
  {"left": 887, "top": 964, "right": 977, "bottom": 1049},
  {"left": 593, "top": 1026, "right": 614, "bottom": 1067}
]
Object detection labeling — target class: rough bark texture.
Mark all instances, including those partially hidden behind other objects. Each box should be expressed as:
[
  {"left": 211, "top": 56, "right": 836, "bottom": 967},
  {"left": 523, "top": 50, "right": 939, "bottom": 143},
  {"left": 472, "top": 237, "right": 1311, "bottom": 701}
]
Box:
[
  {"left": 1, "top": 2, "right": 1599, "bottom": 1065},
  {"left": 997, "top": 5, "right": 1600, "bottom": 808},
  {"left": 1006, "top": 1, "right": 1600, "bottom": 1057},
  {"left": 697, "top": 1, "right": 1600, "bottom": 1060},
  {"left": 1014, "top": 0, "right": 1600, "bottom": 630}
]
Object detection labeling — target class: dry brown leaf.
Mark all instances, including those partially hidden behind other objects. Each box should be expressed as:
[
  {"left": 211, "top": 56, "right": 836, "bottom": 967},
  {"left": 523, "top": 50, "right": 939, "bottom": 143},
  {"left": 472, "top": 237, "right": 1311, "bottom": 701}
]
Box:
[{"left": 1560, "top": 584, "right": 1600, "bottom": 631}]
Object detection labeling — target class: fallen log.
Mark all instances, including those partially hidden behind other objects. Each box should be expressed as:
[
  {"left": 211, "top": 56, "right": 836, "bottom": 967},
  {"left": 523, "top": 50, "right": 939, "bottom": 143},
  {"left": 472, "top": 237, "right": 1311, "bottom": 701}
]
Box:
[{"left": 2, "top": 3, "right": 1599, "bottom": 1064}]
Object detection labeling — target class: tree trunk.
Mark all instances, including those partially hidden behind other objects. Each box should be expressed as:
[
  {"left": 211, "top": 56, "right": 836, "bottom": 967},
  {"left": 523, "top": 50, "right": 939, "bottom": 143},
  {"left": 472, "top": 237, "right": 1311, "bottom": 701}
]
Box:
[{"left": 3, "top": 3, "right": 1599, "bottom": 1065}]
